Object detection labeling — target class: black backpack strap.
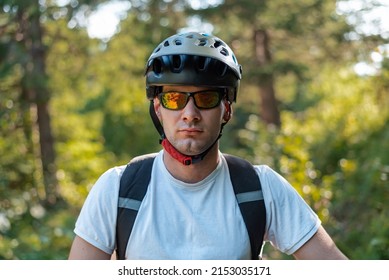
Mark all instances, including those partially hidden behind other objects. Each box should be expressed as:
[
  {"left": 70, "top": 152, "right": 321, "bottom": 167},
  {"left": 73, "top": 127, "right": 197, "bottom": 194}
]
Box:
[
  {"left": 224, "top": 154, "right": 266, "bottom": 260},
  {"left": 115, "top": 153, "right": 157, "bottom": 260}
]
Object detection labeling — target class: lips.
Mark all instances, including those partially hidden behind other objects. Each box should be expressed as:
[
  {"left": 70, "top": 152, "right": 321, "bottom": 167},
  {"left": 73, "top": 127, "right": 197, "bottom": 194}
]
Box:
[
  {"left": 180, "top": 128, "right": 202, "bottom": 132},
  {"left": 178, "top": 128, "right": 203, "bottom": 135}
]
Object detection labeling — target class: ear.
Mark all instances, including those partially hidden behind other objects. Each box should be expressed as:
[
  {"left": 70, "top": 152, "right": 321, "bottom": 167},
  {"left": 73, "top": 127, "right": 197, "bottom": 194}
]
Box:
[
  {"left": 153, "top": 97, "right": 162, "bottom": 121},
  {"left": 223, "top": 101, "right": 232, "bottom": 122}
]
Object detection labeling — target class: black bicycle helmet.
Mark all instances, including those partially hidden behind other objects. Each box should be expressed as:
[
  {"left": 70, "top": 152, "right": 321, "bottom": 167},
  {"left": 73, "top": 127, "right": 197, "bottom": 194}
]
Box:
[{"left": 145, "top": 32, "right": 242, "bottom": 102}]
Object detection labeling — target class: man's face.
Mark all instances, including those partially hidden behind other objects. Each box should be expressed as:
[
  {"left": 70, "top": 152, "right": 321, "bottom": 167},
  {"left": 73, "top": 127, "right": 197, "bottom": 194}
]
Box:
[{"left": 154, "top": 85, "right": 230, "bottom": 156}]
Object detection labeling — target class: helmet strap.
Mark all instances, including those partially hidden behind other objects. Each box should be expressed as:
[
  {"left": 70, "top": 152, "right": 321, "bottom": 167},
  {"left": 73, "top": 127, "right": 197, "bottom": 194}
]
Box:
[{"left": 149, "top": 100, "right": 165, "bottom": 139}]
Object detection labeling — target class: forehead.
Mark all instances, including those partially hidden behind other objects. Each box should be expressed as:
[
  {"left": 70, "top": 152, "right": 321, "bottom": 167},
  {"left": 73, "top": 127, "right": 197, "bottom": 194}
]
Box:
[{"left": 162, "top": 85, "right": 213, "bottom": 92}]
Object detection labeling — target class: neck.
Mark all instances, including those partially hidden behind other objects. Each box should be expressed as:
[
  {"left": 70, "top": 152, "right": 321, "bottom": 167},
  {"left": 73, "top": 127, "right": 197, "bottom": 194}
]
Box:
[{"left": 162, "top": 144, "right": 220, "bottom": 183}]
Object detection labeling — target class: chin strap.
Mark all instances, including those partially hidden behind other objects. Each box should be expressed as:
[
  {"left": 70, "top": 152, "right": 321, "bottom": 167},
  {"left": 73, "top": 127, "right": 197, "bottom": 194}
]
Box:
[
  {"left": 149, "top": 100, "right": 228, "bottom": 166},
  {"left": 161, "top": 139, "right": 200, "bottom": 166}
]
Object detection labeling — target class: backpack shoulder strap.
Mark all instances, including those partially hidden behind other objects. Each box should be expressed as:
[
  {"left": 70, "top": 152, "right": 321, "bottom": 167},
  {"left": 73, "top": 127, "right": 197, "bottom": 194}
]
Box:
[
  {"left": 224, "top": 154, "right": 266, "bottom": 260},
  {"left": 115, "top": 153, "right": 157, "bottom": 260}
]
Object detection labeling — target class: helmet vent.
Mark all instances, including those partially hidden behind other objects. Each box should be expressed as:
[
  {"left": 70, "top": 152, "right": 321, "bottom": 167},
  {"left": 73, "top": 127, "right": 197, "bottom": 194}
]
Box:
[
  {"left": 195, "top": 56, "right": 208, "bottom": 71},
  {"left": 171, "top": 55, "right": 182, "bottom": 71},
  {"left": 213, "top": 40, "right": 225, "bottom": 49},
  {"left": 163, "top": 41, "right": 170, "bottom": 47},
  {"left": 220, "top": 47, "right": 229, "bottom": 57},
  {"left": 153, "top": 58, "right": 163, "bottom": 74},
  {"left": 215, "top": 61, "right": 227, "bottom": 77},
  {"left": 197, "top": 39, "right": 208, "bottom": 46},
  {"left": 174, "top": 39, "right": 182, "bottom": 46}
]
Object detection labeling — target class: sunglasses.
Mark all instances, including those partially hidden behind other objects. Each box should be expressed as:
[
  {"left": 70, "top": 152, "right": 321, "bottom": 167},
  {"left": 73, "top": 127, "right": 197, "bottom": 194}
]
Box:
[{"left": 158, "top": 89, "right": 225, "bottom": 110}]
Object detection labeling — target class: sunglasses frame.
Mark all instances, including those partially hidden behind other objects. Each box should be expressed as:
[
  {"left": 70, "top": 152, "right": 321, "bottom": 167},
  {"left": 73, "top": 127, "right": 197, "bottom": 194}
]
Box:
[{"left": 158, "top": 89, "right": 226, "bottom": 111}]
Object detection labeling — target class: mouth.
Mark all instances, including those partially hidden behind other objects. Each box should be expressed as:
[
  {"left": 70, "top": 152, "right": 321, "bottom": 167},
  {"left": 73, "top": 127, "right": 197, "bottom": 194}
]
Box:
[{"left": 178, "top": 128, "right": 203, "bottom": 135}]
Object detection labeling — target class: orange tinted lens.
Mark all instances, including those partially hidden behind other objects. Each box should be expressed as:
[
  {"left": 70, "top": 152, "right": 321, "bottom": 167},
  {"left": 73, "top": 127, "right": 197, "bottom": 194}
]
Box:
[
  {"left": 194, "top": 91, "right": 221, "bottom": 108},
  {"left": 161, "top": 92, "right": 188, "bottom": 110}
]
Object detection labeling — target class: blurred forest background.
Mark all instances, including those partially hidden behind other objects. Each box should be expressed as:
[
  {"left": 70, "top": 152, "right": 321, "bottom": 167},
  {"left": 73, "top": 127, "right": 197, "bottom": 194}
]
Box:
[{"left": 0, "top": 0, "right": 388, "bottom": 260}]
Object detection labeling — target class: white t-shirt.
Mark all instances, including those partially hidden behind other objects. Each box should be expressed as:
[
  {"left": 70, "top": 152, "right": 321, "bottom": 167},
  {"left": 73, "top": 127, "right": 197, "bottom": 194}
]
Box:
[{"left": 74, "top": 151, "right": 320, "bottom": 259}]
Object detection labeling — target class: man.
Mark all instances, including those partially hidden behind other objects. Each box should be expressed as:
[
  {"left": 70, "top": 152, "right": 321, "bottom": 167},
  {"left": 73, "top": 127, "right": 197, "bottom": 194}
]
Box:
[{"left": 69, "top": 32, "right": 348, "bottom": 260}]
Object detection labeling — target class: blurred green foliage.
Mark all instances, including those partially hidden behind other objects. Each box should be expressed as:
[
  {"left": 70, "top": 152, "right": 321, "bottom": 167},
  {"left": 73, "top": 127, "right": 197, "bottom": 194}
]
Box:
[{"left": 0, "top": 0, "right": 388, "bottom": 259}]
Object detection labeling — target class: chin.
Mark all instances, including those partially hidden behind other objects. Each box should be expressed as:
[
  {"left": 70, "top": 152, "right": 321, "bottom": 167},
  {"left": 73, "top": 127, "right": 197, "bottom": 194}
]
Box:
[{"left": 178, "top": 144, "right": 205, "bottom": 156}]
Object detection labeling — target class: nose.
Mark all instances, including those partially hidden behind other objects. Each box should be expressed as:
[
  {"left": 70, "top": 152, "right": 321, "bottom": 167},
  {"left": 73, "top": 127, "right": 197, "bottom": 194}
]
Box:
[{"left": 182, "top": 97, "right": 200, "bottom": 121}]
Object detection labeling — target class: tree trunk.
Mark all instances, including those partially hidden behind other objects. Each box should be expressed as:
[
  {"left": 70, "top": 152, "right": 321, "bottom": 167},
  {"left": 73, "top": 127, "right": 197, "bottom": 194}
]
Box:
[
  {"left": 19, "top": 2, "right": 59, "bottom": 205},
  {"left": 253, "top": 29, "right": 281, "bottom": 127}
]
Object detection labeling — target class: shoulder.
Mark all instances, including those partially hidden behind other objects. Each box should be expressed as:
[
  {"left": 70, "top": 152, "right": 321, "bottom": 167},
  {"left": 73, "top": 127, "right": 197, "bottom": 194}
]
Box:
[
  {"left": 219, "top": 155, "right": 296, "bottom": 197},
  {"left": 253, "top": 164, "right": 316, "bottom": 212},
  {"left": 82, "top": 165, "right": 128, "bottom": 202},
  {"left": 94, "top": 165, "right": 127, "bottom": 187},
  {"left": 253, "top": 165, "right": 298, "bottom": 199},
  {"left": 254, "top": 165, "right": 288, "bottom": 184},
  {"left": 253, "top": 164, "right": 318, "bottom": 225}
]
